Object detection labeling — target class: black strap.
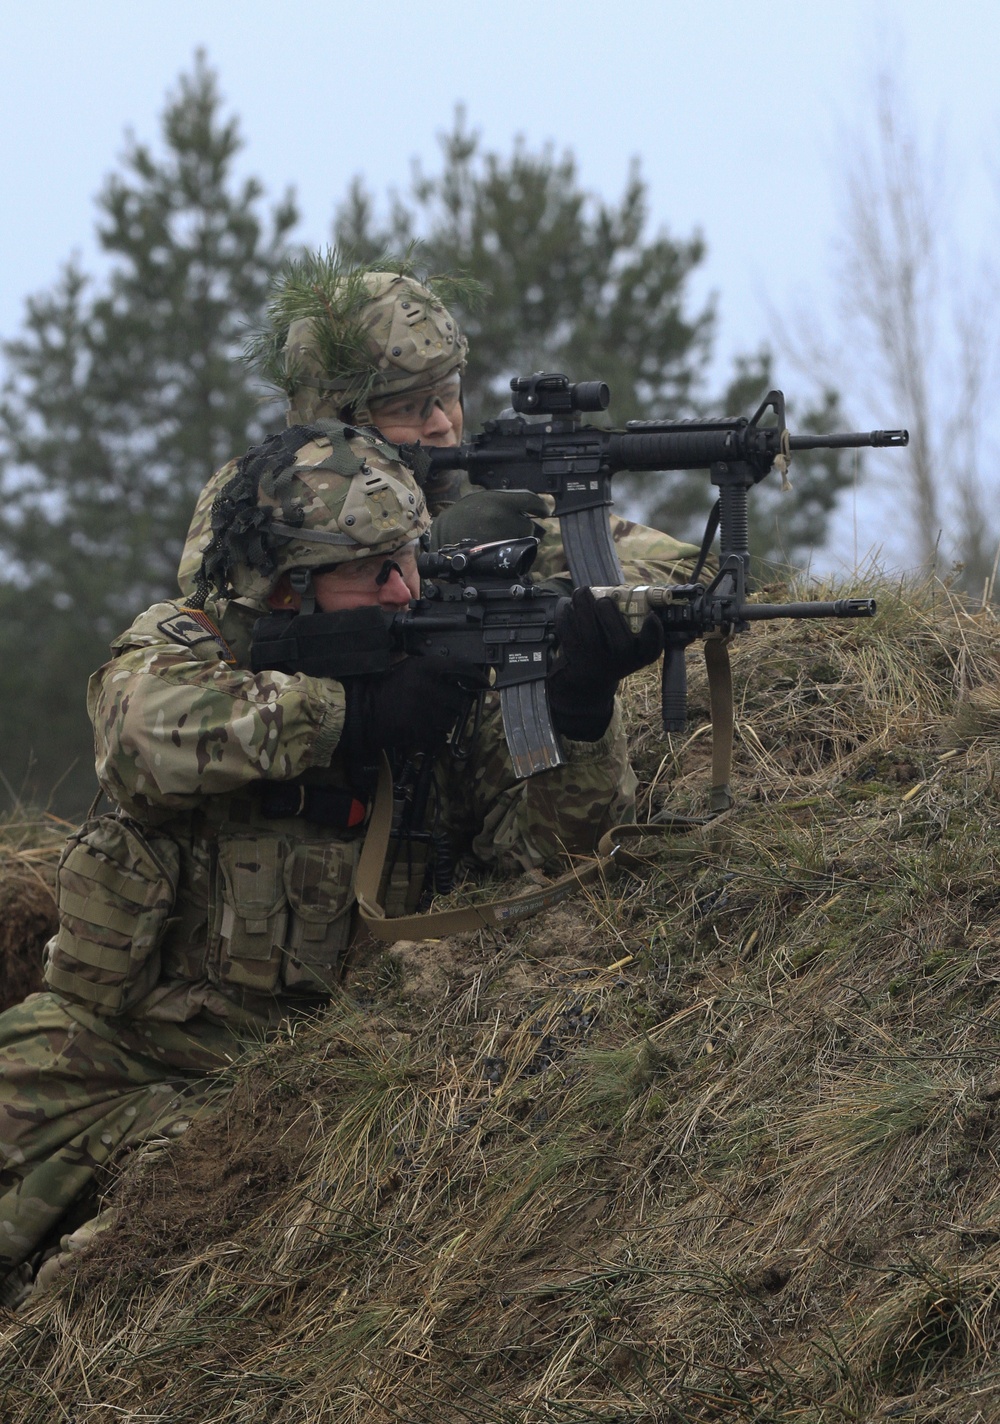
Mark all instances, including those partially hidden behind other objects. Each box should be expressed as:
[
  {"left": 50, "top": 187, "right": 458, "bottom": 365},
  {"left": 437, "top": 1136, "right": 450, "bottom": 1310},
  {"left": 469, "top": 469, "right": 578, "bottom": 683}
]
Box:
[
  {"left": 691, "top": 500, "right": 720, "bottom": 585},
  {"left": 257, "top": 780, "right": 368, "bottom": 829}
]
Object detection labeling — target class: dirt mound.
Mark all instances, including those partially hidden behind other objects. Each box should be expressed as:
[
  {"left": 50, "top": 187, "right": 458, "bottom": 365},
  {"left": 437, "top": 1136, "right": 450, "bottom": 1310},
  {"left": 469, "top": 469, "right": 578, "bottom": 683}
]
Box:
[
  {"left": 70, "top": 1061, "right": 319, "bottom": 1303},
  {"left": 5, "top": 577, "right": 1000, "bottom": 1422}
]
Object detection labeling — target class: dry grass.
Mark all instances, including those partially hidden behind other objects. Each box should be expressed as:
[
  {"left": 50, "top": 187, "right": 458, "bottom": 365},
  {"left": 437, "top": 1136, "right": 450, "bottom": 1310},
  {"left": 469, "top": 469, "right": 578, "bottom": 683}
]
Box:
[
  {"left": 0, "top": 811, "right": 66, "bottom": 1011},
  {"left": 4, "top": 573, "right": 1000, "bottom": 1421}
]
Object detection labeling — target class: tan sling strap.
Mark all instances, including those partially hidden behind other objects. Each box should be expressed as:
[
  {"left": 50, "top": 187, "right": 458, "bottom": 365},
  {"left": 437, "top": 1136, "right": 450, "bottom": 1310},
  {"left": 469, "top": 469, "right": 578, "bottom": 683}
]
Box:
[
  {"left": 704, "top": 636, "right": 735, "bottom": 813},
  {"left": 354, "top": 754, "right": 707, "bottom": 942}
]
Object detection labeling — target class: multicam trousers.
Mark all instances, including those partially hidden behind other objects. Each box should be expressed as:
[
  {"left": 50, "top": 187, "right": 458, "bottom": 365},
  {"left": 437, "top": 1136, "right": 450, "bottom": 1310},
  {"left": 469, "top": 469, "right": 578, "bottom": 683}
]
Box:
[{"left": 0, "top": 992, "right": 226, "bottom": 1278}]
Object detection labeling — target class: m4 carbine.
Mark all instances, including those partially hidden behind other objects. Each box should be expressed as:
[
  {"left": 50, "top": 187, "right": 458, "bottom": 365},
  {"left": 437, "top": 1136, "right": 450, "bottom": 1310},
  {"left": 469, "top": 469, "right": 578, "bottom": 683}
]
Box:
[
  {"left": 423, "top": 376, "right": 909, "bottom": 809},
  {"left": 423, "top": 373, "right": 909, "bottom": 588},
  {"left": 251, "top": 537, "right": 565, "bottom": 781}
]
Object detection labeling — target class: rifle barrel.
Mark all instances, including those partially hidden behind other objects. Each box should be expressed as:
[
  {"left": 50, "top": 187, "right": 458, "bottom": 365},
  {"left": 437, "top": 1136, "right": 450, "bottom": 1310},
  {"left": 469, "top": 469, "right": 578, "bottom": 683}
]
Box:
[
  {"left": 739, "top": 598, "right": 877, "bottom": 621},
  {"left": 788, "top": 430, "right": 908, "bottom": 450}
]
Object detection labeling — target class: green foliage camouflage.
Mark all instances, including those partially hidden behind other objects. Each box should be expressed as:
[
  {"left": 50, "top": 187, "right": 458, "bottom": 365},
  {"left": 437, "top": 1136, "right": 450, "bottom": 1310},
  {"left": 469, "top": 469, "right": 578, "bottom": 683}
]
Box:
[{"left": 244, "top": 248, "right": 483, "bottom": 415}]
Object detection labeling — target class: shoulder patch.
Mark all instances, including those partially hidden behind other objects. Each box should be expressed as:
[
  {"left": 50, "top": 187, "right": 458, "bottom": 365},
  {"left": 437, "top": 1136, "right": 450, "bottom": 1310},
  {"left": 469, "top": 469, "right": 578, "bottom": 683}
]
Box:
[{"left": 157, "top": 608, "right": 236, "bottom": 664}]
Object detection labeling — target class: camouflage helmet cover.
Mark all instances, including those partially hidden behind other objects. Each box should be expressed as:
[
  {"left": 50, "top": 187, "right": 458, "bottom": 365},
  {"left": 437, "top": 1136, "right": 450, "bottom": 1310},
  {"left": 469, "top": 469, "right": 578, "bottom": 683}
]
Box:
[
  {"left": 200, "top": 426, "right": 431, "bottom": 605},
  {"left": 282, "top": 270, "right": 469, "bottom": 424}
]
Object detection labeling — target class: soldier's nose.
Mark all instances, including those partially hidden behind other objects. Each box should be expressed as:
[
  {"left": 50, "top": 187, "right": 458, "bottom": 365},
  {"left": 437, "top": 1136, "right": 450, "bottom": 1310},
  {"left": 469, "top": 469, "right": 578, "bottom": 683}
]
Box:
[
  {"left": 377, "top": 568, "right": 415, "bottom": 606},
  {"left": 422, "top": 402, "right": 451, "bottom": 436}
]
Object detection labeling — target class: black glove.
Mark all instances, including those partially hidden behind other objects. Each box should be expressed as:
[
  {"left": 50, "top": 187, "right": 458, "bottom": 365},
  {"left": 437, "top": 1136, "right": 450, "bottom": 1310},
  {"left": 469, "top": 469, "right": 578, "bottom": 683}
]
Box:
[
  {"left": 547, "top": 587, "right": 664, "bottom": 742},
  {"left": 341, "top": 657, "right": 488, "bottom": 764},
  {"left": 429, "top": 488, "right": 552, "bottom": 550}
]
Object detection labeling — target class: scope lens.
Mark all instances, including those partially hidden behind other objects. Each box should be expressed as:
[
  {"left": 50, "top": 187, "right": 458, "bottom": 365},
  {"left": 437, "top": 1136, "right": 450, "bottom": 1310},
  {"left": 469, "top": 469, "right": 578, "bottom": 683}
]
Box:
[{"left": 572, "top": 381, "right": 610, "bottom": 412}]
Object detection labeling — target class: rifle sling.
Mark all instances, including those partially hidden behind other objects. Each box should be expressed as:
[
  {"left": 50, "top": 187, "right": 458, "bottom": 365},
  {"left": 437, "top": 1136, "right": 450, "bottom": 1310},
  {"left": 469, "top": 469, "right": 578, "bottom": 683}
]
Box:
[
  {"left": 704, "top": 636, "right": 734, "bottom": 813},
  {"left": 691, "top": 500, "right": 720, "bottom": 585},
  {"left": 355, "top": 753, "right": 705, "bottom": 942},
  {"left": 675, "top": 493, "right": 733, "bottom": 812}
]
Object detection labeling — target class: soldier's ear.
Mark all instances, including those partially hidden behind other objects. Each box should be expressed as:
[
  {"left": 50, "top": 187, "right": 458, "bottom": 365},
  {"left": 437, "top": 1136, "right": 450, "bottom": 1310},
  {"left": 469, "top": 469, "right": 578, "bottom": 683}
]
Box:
[{"left": 268, "top": 575, "right": 300, "bottom": 611}]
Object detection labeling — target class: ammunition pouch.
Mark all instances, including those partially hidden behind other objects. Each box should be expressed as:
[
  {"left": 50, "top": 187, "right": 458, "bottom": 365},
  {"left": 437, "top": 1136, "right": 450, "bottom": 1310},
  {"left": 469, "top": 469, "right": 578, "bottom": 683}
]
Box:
[
  {"left": 210, "top": 834, "right": 358, "bottom": 996},
  {"left": 44, "top": 814, "right": 181, "bottom": 1016}
]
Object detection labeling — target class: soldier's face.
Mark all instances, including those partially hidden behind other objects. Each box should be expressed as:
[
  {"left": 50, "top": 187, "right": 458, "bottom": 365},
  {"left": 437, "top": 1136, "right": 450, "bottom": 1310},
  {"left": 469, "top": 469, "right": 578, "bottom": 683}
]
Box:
[{"left": 367, "top": 372, "right": 464, "bottom": 447}]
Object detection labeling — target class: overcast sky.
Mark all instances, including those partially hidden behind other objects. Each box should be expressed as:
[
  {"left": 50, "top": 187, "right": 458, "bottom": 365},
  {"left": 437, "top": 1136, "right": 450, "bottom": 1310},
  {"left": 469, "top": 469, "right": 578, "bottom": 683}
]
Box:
[{"left": 2, "top": 0, "right": 998, "bottom": 567}]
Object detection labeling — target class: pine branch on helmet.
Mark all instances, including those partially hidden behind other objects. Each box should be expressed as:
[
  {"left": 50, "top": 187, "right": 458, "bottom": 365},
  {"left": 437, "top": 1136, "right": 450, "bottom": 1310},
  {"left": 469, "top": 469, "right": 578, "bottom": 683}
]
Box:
[{"left": 243, "top": 248, "right": 483, "bottom": 427}]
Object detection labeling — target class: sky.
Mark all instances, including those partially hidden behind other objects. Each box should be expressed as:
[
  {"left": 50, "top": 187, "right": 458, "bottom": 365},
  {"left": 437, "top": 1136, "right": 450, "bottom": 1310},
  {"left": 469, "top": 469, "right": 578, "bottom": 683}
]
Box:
[{"left": 1, "top": 0, "right": 998, "bottom": 567}]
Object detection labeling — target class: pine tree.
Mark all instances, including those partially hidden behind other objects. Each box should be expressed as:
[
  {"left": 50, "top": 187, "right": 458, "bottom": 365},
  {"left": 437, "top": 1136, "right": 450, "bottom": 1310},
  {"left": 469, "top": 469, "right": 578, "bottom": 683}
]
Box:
[
  {"left": 0, "top": 56, "right": 297, "bottom": 812},
  {"left": 335, "top": 110, "right": 714, "bottom": 431}
]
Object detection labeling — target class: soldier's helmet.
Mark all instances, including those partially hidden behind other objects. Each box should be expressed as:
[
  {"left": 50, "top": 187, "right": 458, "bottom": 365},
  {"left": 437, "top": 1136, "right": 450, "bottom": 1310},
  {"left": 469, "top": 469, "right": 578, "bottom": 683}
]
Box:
[
  {"left": 247, "top": 253, "right": 470, "bottom": 427},
  {"left": 192, "top": 425, "right": 431, "bottom": 607}
]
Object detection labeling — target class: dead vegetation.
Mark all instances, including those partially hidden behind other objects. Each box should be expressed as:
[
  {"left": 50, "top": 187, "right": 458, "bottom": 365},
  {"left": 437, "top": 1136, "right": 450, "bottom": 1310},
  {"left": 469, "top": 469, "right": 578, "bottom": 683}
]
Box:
[
  {"left": 4, "top": 575, "right": 1000, "bottom": 1421},
  {"left": 0, "top": 813, "right": 64, "bottom": 1013}
]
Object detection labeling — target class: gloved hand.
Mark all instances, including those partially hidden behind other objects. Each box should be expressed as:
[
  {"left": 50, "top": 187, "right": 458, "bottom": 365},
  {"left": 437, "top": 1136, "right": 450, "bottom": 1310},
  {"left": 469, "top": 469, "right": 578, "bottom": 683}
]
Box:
[
  {"left": 341, "top": 657, "right": 488, "bottom": 763},
  {"left": 547, "top": 587, "right": 664, "bottom": 742},
  {"left": 428, "top": 488, "right": 552, "bottom": 551}
]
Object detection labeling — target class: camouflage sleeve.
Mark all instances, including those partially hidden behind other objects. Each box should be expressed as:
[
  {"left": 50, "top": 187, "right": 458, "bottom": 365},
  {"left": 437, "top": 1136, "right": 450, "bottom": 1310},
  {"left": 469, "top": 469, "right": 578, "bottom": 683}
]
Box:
[
  {"left": 87, "top": 602, "right": 345, "bottom": 818},
  {"left": 435, "top": 694, "right": 636, "bottom": 876},
  {"left": 529, "top": 513, "right": 705, "bottom": 586},
  {"left": 176, "top": 460, "right": 236, "bottom": 598}
]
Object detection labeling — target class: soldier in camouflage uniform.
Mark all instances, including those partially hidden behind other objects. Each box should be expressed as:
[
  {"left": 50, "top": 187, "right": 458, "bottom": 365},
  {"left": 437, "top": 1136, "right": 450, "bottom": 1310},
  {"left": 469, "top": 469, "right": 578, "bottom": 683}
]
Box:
[
  {"left": 0, "top": 416, "right": 658, "bottom": 1303},
  {"left": 177, "top": 255, "right": 704, "bottom": 597}
]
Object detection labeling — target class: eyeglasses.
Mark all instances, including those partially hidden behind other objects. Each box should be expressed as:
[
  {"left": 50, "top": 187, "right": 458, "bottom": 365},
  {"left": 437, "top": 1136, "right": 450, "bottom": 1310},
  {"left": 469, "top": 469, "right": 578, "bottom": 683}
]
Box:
[
  {"left": 368, "top": 372, "right": 462, "bottom": 426},
  {"left": 321, "top": 541, "right": 420, "bottom": 591}
]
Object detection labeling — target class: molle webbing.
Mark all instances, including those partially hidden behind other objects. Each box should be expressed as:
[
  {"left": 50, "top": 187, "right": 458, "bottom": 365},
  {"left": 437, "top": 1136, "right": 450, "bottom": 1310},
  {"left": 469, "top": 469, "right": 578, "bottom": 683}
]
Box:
[
  {"left": 310, "top": 420, "right": 367, "bottom": 479},
  {"left": 312, "top": 418, "right": 414, "bottom": 483}
]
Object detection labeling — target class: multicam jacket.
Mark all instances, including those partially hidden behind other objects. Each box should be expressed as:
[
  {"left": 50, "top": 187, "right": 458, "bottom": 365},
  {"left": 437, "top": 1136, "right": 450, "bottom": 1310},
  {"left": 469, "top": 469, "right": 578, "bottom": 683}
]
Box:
[{"left": 55, "top": 593, "right": 635, "bottom": 1066}]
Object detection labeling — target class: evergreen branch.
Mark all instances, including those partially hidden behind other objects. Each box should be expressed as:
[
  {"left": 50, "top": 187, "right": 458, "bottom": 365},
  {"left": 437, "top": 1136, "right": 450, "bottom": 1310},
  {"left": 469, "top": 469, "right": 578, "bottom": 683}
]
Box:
[{"left": 243, "top": 246, "right": 487, "bottom": 405}]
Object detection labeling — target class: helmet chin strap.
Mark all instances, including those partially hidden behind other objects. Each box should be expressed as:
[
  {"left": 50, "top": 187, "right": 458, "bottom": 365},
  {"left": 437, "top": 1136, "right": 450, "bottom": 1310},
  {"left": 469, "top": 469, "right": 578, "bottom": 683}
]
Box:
[{"left": 289, "top": 568, "right": 316, "bottom": 615}]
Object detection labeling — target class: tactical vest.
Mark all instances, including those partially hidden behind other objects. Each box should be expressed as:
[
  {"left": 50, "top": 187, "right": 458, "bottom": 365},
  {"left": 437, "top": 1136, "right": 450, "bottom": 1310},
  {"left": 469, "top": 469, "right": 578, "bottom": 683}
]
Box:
[{"left": 43, "top": 595, "right": 380, "bottom": 1016}]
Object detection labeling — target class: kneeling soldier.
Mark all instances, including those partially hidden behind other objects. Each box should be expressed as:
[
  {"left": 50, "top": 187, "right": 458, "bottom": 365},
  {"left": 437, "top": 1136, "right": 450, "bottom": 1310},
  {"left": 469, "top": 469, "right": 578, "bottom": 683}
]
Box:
[{"left": 0, "top": 416, "right": 659, "bottom": 1303}]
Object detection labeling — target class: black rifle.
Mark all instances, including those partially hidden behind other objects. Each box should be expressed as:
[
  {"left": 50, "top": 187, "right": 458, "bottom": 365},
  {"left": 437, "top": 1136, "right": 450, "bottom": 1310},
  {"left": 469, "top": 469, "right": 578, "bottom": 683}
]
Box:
[
  {"left": 251, "top": 537, "right": 565, "bottom": 780},
  {"left": 423, "top": 374, "right": 909, "bottom": 588}
]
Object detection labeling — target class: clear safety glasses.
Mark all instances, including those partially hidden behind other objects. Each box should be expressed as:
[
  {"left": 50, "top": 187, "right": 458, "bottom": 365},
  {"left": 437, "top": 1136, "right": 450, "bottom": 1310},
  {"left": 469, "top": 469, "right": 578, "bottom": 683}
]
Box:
[{"left": 368, "top": 371, "right": 462, "bottom": 426}]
